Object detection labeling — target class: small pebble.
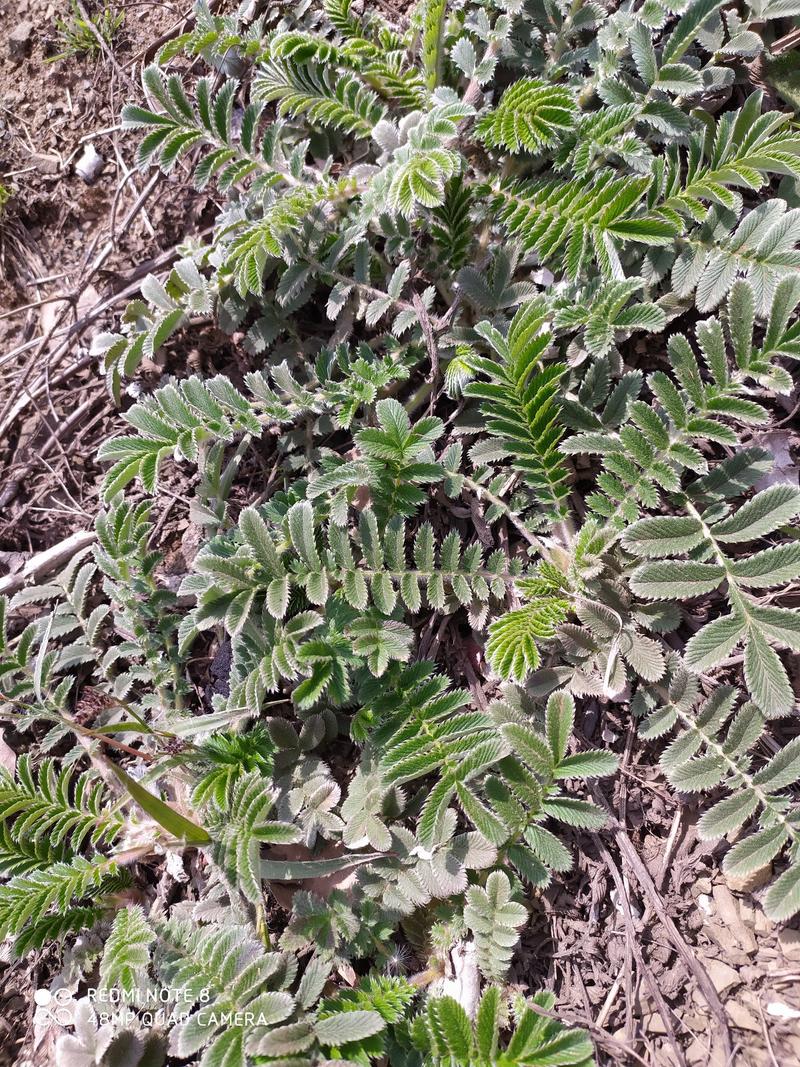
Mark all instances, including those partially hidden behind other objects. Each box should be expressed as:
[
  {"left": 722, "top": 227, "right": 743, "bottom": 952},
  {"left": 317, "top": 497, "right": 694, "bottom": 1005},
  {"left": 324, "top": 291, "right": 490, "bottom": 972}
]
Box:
[
  {"left": 31, "top": 153, "right": 61, "bottom": 175},
  {"left": 8, "top": 21, "right": 34, "bottom": 60},
  {"left": 75, "top": 143, "right": 104, "bottom": 184},
  {"left": 697, "top": 892, "right": 713, "bottom": 915}
]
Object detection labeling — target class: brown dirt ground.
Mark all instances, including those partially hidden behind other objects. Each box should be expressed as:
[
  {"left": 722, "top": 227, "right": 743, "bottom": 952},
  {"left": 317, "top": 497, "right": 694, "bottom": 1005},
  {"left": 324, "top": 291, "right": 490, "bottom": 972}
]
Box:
[
  {"left": 0, "top": 0, "right": 215, "bottom": 558},
  {"left": 0, "top": 3, "right": 799, "bottom": 1066}
]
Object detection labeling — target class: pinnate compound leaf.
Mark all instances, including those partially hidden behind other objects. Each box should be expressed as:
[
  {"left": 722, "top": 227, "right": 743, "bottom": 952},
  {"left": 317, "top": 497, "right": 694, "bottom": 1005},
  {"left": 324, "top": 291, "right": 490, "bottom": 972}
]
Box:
[{"left": 475, "top": 80, "right": 575, "bottom": 153}]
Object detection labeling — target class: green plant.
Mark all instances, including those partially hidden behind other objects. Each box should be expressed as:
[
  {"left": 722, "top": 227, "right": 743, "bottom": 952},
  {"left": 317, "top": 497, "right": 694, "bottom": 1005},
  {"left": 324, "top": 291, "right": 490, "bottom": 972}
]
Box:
[
  {"left": 637, "top": 670, "right": 800, "bottom": 920},
  {"left": 4, "top": 0, "right": 800, "bottom": 1062},
  {"left": 624, "top": 484, "right": 800, "bottom": 714},
  {"left": 49, "top": 0, "right": 123, "bottom": 63},
  {"left": 463, "top": 871, "right": 528, "bottom": 982},
  {"left": 404, "top": 985, "right": 595, "bottom": 1066}
]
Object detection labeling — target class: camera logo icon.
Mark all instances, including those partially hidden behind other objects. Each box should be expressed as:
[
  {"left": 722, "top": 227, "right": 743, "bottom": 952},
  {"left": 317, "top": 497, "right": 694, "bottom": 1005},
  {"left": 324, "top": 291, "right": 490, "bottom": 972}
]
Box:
[{"left": 34, "top": 987, "right": 74, "bottom": 1025}]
